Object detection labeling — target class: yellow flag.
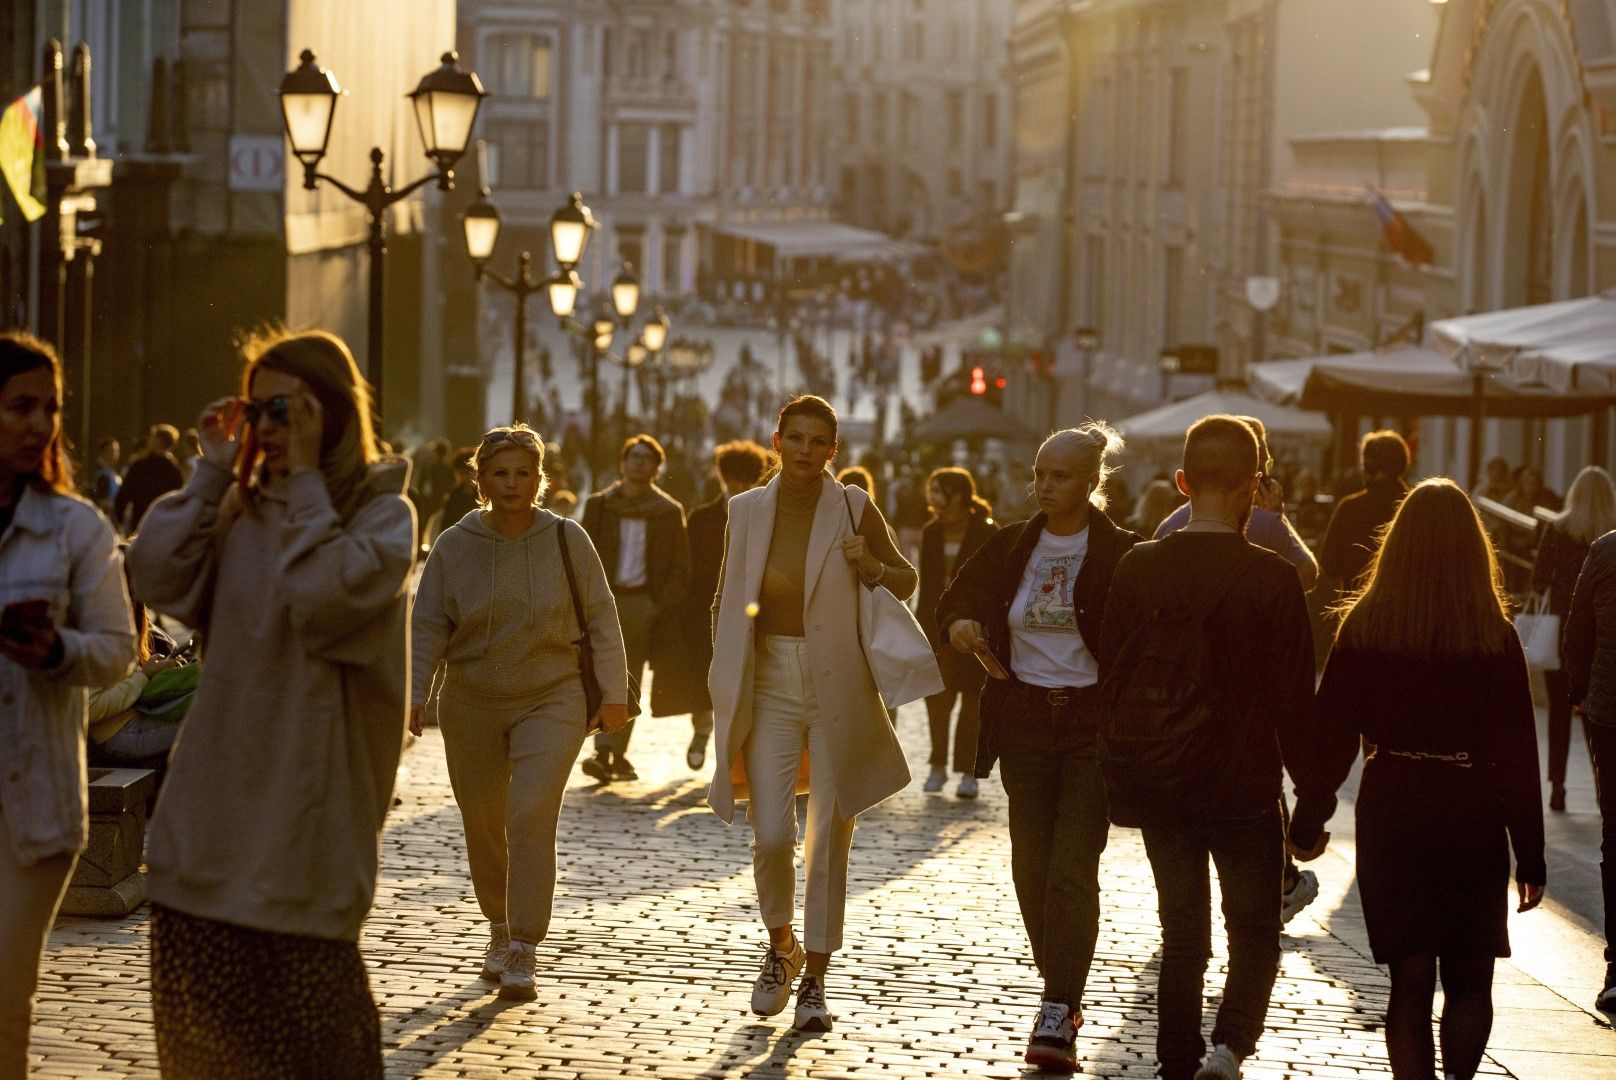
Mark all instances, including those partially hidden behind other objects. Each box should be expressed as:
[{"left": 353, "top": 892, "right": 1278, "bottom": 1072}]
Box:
[{"left": 0, "top": 88, "right": 46, "bottom": 223}]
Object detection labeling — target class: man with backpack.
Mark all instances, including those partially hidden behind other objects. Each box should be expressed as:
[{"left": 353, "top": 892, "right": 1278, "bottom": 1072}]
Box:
[{"left": 1097, "top": 416, "right": 1315, "bottom": 1080}]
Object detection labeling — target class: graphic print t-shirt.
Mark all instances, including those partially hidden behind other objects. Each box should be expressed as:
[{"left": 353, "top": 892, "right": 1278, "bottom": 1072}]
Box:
[{"left": 1007, "top": 527, "right": 1097, "bottom": 688}]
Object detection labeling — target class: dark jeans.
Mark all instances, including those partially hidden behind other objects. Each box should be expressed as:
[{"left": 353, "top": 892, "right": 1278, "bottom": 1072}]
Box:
[
  {"left": 925, "top": 688, "right": 980, "bottom": 773},
  {"left": 1141, "top": 807, "right": 1283, "bottom": 1080},
  {"left": 595, "top": 590, "right": 653, "bottom": 756},
  {"left": 996, "top": 682, "right": 1109, "bottom": 1006},
  {"left": 1591, "top": 721, "right": 1616, "bottom": 966}
]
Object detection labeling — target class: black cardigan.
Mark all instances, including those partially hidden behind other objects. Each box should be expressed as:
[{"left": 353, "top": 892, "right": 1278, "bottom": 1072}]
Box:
[
  {"left": 916, "top": 514, "right": 998, "bottom": 648},
  {"left": 936, "top": 507, "right": 1141, "bottom": 778}
]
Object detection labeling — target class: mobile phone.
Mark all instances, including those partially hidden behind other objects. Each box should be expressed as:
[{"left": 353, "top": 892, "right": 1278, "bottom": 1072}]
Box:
[
  {"left": 0, "top": 599, "right": 51, "bottom": 641},
  {"left": 973, "top": 645, "right": 1011, "bottom": 680}
]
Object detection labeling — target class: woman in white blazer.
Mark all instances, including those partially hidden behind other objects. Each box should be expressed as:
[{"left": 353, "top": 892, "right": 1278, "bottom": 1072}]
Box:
[{"left": 707, "top": 395, "right": 915, "bottom": 1033}]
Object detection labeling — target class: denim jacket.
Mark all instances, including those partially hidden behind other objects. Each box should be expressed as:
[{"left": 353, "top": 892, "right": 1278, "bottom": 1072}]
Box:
[{"left": 0, "top": 485, "right": 136, "bottom": 865}]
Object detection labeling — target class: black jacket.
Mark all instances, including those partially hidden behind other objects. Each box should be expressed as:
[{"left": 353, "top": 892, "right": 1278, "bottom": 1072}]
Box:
[
  {"left": 1532, "top": 522, "right": 1590, "bottom": 619},
  {"left": 1564, "top": 531, "right": 1616, "bottom": 727},
  {"left": 919, "top": 514, "right": 999, "bottom": 694},
  {"left": 936, "top": 508, "right": 1141, "bottom": 777},
  {"left": 1319, "top": 477, "right": 1408, "bottom": 584}
]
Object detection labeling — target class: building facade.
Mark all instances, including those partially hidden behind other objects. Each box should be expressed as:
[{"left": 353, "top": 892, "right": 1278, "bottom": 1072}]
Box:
[{"left": 832, "top": 0, "right": 1014, "bottom": 241}]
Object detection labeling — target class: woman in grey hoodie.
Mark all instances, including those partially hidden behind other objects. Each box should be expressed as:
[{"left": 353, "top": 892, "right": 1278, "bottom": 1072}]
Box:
[
  {"left": 129, "top": 329, "right": 416, "bottom": 1079},
  {"left": 410, "top": 425, "right": 629, "bottom": 1001}
]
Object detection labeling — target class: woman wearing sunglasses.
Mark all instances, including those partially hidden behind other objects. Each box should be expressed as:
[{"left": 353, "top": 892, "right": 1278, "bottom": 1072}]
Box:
[
  {"left": 128, "top": 328, "right": 416, "bottom": 1079},
  {"left": 410, "top": 424, "right": 629, "bottom": 1001}
]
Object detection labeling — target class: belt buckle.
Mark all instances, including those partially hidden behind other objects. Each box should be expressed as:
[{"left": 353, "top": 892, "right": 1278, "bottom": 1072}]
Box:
[{"left": 1047, "top": 688, "right": 1071, "bottom": 708}]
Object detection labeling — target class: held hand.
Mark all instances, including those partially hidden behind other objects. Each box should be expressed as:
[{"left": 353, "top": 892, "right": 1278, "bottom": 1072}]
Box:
[
  {"left": 948, "top": 618, "right": 987, "bottom": 654},
  {"left": 286, "top": 389, "right": 324, "bottom": 473},
  {"left": 139, "top": 654, "right": 181, "bottom": 678},
  {"left": 1286, "top": 831, "right": 1330, "bottom": 862},
  {"left": 408, "top": 705, "right": 425, "bottom": 737},
  {"left": 1575, "top": 698, "right": 1591, "bottom": 716},
  {"left": 0, "top": 616, "right": 59, "bottom": 670},
  {"left": 840, "top": 535, "right": 880, "bottom": 576},
  {"left": 197, "top": 397, "right": 244, "bottom": 467},
  {"left": 1517, "top": 881, "right": 1545, "bottom": 913},
  {"left": 1258, "top": 477, "right": 1285, "bottom": 512},
  {"left": 591, "top": 703, "right": 630, "bottom": 734}
]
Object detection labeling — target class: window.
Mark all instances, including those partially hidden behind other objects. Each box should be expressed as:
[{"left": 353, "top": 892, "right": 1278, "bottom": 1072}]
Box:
[
  {"left": 1086, "top": 236, "right": 1106, "bottom": 327},
  {"left": 845, "top": 92, "right": 859, "bottom": 143},
  {"left": 977, "top": 179, "right": 995, "bottom": 212},
  {"left": 903, "top": 20, "right": 923, "bottom": 61},
  {"left": 658, "top": 124, "right": 682, "bottom": 194},
  {"left": 487, "top": 34, "right": 552, "bottom": 100},
  {"left": 618, "top": 123, "right": 651, "bottom": 193},
  {"left": 486, "top": 119, "right": 549, "bottom": 189},
  {"left": 872, "top": 90, "right": 887, "bottom": 145},
  {"left": 900, "top": 93, "right": 917, "bottom": 150},
  {"left": 981, "top": 92, "right": 997, "bottom": 150},
  {"left": 662, "top": 230, "right": 684, "bottom": 292},
  {"left": 948, "top": 168, "right": 963, "bottom": 199},
  {"left": 1167, "top": 67, "right": 1189, "bottom": 186},
  {"left": 616, "top": 229, "right": 645, "bottom": 274},
  {"left": 1163, "top": 245, "right": 1184, "bottom": 347},
  {"left": 946, "top": 90, "right": 964, "bottom": 150}
]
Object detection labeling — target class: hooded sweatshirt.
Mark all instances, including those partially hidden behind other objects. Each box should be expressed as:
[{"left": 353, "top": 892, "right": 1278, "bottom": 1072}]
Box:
[
  {"left": 127, "top": 458, "right": 416, "bottom": 942},
  {"left": 411, "top": 509, "right": 628, "bottom": 710}
]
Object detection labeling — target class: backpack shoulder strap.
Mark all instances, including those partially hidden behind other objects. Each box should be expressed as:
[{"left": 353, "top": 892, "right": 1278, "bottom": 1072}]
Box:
[{"left": 556, "top": 519, "right": 589, "bottom": 641}]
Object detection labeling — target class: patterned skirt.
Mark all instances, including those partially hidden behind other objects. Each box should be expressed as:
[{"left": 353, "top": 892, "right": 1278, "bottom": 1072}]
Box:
[{"left": 150, "top": 905, "right": 382, "bottom": 1080}]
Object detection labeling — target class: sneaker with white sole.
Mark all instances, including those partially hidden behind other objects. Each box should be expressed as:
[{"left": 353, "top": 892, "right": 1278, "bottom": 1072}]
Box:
[
  {"left": 687, "top": 734, "right": 708, "bottom": 770},
  {"left": 750, "top": 938, "right": 806, "bottom": 1017},
  {"left": 498, "top": 940, "right": 537, "bottom": 1001},
  {"left": 956, "top": 775, "right": 979, "bottom": 800},
  {"left": 792, "top": 973, "right": 833, "bottom": 1032},
  {"left": 1023, "top": 999, "right": 1080, "bottom": 1073},
  {"left": 1194, "top": 1043, "right": 1243, "bottom": 1080},
  {"left": 1281, "top": 869, "right": 1320, "bottom": 925},
  {"left": 480, "top": 921, "right": 510, "bottom": 982},
  {"left": 923, "top": 768, "right": 947, "bottom": 793}
]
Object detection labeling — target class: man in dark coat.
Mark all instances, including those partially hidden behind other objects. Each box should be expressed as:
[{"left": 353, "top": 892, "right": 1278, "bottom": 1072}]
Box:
[
  {"left": 580, "top": 435, "right": 691, "bottom": 782},
  {"left": 672, "top": 440, "right": 772, "bottom": 770},
  {"left": 114, "top": 424, "right": 185, "bottom": 534},
  {"left": 1318, "top": 429, "right": 1411, "bottom": 587}
]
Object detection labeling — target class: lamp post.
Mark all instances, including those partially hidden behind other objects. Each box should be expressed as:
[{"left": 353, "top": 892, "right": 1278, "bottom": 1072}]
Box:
[
  {"left": 640, "top": 306, "right": 670, "bottom": 432},
  {"left": 610, "top": 262, "right": 642, "bottom": 447},
  {"left": 463, "top": 186, "right": 555, "bottom": 424},
  {"left": 279, "top": 48, "right": 486, "bottom": 418},
  {"left": 1467, "top": 349, "right": 1504, "bottom": 489},
  {"left": 1074, "top": 326, "right": 1100, "bottom": 422}
]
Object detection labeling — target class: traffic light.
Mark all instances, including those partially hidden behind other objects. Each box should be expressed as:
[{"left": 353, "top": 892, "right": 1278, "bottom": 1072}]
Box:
[{"left": 970, "top": 365, "right": 988, "bottom": 395}]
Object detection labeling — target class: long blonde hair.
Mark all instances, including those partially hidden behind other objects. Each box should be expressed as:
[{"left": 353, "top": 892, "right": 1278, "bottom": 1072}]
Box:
[
  {"left": 234, "top": 327, "right": 381, "bottom": 522},
  {"left": 1336, "top": 478, "right": 1514, "bottom": 657},
  {"left": 1553, "top": 466, "right": 1616, "bottom": 544},
  {"left": 1039, "top": 420, "right": 1124, "bottom": 511}
]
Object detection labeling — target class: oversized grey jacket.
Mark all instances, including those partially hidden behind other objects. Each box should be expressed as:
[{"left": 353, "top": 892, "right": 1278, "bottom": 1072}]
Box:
[
  {"left": 128, "top": 459, "right": 416, "bottom": 941},
  {"left": 0, "top": 485, "right": 136, "bottom": 865}
]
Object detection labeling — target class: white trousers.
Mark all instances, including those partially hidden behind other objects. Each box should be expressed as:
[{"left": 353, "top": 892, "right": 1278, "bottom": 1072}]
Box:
[
  {"left": 745, "top": 636, "right": 857, "bottom": 954},
  {"left": 0, "top": 804, "right": 75, "bottom": 1079}
]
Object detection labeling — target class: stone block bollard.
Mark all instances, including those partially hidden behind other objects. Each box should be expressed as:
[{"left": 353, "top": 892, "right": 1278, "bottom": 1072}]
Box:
[{"left": 61, "top": 767, "right": 157, "bottom": 917}]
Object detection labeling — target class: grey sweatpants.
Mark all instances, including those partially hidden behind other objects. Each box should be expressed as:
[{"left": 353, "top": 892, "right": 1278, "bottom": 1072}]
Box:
[{"left": 439, "top": 681, "right": 589, "bottom": 945}]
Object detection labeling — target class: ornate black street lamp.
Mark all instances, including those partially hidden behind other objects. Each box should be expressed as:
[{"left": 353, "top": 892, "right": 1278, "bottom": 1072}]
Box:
[{"left": 279, "top": 48, "right": 485, "bottom": 417}]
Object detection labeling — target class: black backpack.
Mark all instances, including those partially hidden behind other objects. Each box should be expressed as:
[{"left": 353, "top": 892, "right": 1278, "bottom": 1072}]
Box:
[{"left": 1098, "top": 550, "right": 1257, "bottom": 827}]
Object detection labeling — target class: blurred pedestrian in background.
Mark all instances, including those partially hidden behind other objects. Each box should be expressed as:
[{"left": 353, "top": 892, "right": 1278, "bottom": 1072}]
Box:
[
  {"left": 1293, "top": 479, "right": 1545, "bottom": 1080},
  {"left": 1532, "top": 465, "right": 1616, "bottom": 811},
  {"left": 1320, "top": 430, "right": 1412, "bottom": 591},
  {"left": 580, "top": 435, "right": 690, "bottom": 783},
  {"left": 939, "top": 423, "right": 1140, "bottom": 1073},
  {"left": 0, "top": 332, "right": 135, "bottom": 1077},
  {"left": 708, "top": 395, "right": 915, "bottom": 1034},
  {"left": 114, "top": 423, "right": 184, "bottom": 535},
  {"left": 675, "top": 440, "right": 771, "bottom": 771},
  {"left": 129, "top": 329, "right": 416, "bottom": 1079},
  {"left": 916, "top": 467, "right": 996, "bottom": 799},
  {"left": 410, "top": 425, "right": 628, "bottom": 1002}
]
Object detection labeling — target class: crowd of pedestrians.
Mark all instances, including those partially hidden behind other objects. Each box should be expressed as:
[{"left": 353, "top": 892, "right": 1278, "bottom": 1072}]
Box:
[{"left": 0, "top": 320, "right": 1612, "bottom": 1080}]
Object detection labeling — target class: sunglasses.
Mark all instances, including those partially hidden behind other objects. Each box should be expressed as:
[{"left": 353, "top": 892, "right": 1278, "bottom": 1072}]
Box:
[
  {"left": 242, "top": 395, "right": 291, "bottom": 428},
  {"left": 481, "top": 429, "right": 540, "bottom": 450}
]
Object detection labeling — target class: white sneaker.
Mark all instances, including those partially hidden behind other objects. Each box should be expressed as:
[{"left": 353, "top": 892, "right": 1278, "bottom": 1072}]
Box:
[
  {"left": 956, "top": 775, "right": 979, "bottom": 800},
  {"left": 1281, "top": 869, "right": 1320, "bottom": 925},
  {"left": 750, "top": 938, "right": 805, "bottom": 1017},
  {"left": 923, "top": 768, "right": 947, "bottom": 793},
  {"left": 498, "top": 940, "right": 537, "bottom": 1002},
  {"left": 1195, "top": 1044, "right": 1243, "bottom": 1080},
  {"left": 1023, "top": 999, "right": 1080, "bottom": 1073},
  {"left": 792, "top": 973, "right": 833, "bottom": 1032},
  {"left": 480, "top": 921, "right": 510, "bottom": 982}
]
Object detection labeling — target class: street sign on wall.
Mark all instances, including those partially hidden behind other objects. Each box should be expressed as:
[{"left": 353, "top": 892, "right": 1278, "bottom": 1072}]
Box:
[{"left": 228, "top": 135, "right": 285, "bottom": 192}]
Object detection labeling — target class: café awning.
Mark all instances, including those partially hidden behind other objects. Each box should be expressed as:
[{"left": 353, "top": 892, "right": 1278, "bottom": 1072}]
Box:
[
  {"left": 1249, "top": 344, "right": 1616, "bottom": 418},
  {"left": 1116, "top": 388, "right": 1332, "bottom": 445},
  {"left": 1429, "top": 291, "right": 1616, "bottom": 394},
  {"left": 710, "top": 220, "right": 926, "bottom": 262}
]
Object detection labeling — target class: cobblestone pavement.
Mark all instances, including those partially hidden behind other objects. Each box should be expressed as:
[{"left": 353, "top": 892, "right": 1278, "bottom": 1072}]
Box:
[{"left": 30, "top": 702, "right": 1616, "bottom": 1078}]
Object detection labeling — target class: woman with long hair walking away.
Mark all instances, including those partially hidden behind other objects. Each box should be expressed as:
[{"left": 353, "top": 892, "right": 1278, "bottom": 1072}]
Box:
[
  {"left": 916, "top": 467, "right": 996, "bottom": 798},
  {"left": 128, "top": 329, "right": 417, "bottom": 1079},
  {"left": 935, "top": 424, "right": 1141, "bottom": 1074},
  {"left": 0, "top": 333, "right": 136, "bottom": 1078},
  {"left": 410, "top": 424, "right": 629, "bottom": 1000},
  {"left": 1290, "top": 480, "right": 1546, "bottom": 1080},
  {"left": 707, "top": 395, "right": 916, "bottom": 1033},
  {"left": 1532, "top": 465, "right": 1616, "bottom": 811}
]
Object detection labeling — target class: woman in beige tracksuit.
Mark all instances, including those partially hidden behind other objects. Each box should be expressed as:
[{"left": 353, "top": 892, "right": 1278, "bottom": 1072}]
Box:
[
  {"left": 129, "top": 329, "right": 416, "bottom": 1079},
  {"left": 410, "top": 425, "right": 629, "bottom": 1001}
]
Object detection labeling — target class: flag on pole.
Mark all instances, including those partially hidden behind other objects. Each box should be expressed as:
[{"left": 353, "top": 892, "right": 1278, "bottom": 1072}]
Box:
[
  {"left": 0, "top": 87, "right": 46, "bottom": 223},
  {"left": 1366, "top": 184, "right": 1434, "bottom": 266}
]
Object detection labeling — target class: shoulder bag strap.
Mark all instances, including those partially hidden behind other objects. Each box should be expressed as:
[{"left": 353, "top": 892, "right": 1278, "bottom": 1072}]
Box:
[{"left": 556, "top": 520, "right": 589, "bottom": 643}]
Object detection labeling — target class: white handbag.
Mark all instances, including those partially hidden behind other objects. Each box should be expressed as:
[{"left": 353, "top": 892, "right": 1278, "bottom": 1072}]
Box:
[
  {"left": 844, "top": 489, "right": 945, "bottom": 708},
  {"left": 1516, "top": 590, "right": 1562, "bottom": 671}
]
